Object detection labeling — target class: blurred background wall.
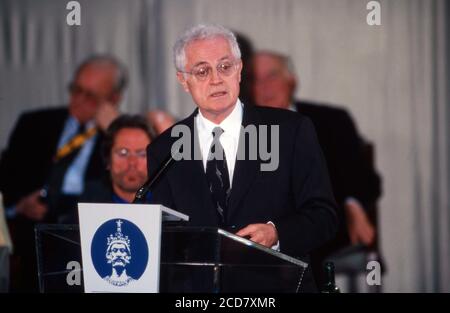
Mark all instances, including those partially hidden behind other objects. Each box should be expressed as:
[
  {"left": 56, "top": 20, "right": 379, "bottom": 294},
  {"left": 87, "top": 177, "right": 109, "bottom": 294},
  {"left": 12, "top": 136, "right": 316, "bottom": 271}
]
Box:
[{"left": 0, "top": 0, "right": 449, "bottom": 292}]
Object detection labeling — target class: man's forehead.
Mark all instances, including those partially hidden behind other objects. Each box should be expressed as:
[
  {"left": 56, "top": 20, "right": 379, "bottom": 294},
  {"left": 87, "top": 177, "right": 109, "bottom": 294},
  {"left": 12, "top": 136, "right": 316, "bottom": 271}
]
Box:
[
  {"left": 74, "top": 65, "right": 117, "bottom": 92},
  {"left": 113, "top": 128, "right": 151, "bottom": 145},
  {"left": 254, "top": 54, "right": 284, "bottom": 70},
  {"left": 185, "top": 37, "right": 233, "bottom": 65},
  {"left": 77, "top": 64, "right": 116, "bottom": 80},
  {"left": 115, "top": 127, "right": 149, "bottom": 139}
]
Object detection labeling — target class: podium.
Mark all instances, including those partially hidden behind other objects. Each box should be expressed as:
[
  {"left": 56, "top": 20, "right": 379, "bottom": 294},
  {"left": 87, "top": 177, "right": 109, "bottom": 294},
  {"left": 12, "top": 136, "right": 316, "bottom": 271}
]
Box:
[{"left": 36, "top": 224, "right": 308, "bottom": 293}]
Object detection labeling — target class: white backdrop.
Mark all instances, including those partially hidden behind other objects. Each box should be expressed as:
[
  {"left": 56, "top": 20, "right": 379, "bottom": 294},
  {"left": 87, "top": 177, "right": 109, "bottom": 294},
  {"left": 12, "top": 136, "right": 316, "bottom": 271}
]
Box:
[{"left": 0, "top": 0, "right": 448, "bottom": 292}]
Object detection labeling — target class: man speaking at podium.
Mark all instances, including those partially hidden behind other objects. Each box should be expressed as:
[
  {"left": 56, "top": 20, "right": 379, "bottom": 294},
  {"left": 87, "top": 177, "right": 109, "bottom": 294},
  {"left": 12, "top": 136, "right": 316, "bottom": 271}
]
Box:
[{"left": 146, "top": 24, "right": 338, "bottom": 291}]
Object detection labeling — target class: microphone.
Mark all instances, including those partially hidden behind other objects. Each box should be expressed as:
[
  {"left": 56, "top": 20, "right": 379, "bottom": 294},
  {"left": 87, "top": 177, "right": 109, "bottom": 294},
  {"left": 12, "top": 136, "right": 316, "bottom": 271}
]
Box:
[{"left": 132, "top": 147, "right": 180, "bottom": 204}]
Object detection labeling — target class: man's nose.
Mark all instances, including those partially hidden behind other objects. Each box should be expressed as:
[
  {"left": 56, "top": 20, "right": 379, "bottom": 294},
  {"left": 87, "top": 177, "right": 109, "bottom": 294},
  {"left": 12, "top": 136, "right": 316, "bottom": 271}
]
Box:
[
  {"left": 256, "top": 77, "right": 270, "bottom": 89},
  {"left": 127, "top": 154, "right": 139, "bottom": 165},
  {"left": 209, "top": 68, "right": 224, "bottom": 84}
]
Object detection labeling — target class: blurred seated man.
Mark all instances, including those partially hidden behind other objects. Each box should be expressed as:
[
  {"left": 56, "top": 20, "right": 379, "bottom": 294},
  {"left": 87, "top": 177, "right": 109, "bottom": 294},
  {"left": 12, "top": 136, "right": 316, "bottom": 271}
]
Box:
[
  {"left": 0, "top": 54, "right": 126, "bottom": 291},
  {"left": 250, "top": 51, "right": 382, "bottom": 286},
  {"left": 146, "top": 109, "right": 176, "bottom": 136},
  {"left": 0, "top": 192, "right": 13, "bottom": 292},
  {"left": 80, "top": 114, "right": 152, "bottom": 206}
]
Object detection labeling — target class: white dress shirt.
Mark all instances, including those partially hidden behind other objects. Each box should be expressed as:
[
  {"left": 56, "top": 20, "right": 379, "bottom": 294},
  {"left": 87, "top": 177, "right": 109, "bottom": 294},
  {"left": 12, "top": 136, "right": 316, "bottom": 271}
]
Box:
[
  {"left": 195, "top": 99, "right": 243, "bottom": 187},
  {"left": 5, "top": 117, "right": 97, "bottom": 218},
  {"left": 195, "top": 99, "right": 280, "bottom": 250},
  {"left": 57, "top": 117, "right": 97, "bottom": 195}
]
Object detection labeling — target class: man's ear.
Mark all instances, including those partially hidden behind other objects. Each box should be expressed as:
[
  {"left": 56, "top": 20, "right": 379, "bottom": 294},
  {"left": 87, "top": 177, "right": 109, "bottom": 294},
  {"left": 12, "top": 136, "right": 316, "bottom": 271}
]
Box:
[
  {"left": 289, "top": 76, "right": 298, "bottom": 96},
  {"left": 176, "top": 72, "right": 190, "bottom": 93},
  {"left": 237, "top": 60, "right": 243, "bottom": 83},
  {"left": 110, "top": 92, "right": 121, "bottom": 106}
]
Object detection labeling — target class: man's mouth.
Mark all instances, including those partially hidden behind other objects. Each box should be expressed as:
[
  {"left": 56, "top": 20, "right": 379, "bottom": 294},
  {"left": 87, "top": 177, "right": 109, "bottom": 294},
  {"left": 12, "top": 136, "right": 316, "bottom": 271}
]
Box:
[{"left": 210, "top": 91, "right": 227, "bottom": 98}]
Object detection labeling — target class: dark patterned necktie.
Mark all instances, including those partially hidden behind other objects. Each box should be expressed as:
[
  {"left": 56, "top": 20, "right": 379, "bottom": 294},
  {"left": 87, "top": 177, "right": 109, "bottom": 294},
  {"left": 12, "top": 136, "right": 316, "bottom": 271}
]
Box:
[{"left": 206, "top": 127, "right": 231, "bottom": 225}]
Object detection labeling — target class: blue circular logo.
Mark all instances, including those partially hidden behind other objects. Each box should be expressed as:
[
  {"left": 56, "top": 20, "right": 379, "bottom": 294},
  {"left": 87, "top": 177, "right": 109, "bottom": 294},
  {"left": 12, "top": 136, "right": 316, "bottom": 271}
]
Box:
[{"left": 91, "top": 218, "right": 148, "bottom": 286}]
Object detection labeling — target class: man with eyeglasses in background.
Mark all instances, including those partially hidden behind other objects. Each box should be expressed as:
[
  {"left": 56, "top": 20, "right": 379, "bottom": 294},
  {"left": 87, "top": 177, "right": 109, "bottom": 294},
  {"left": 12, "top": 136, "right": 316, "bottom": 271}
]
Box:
[
  {"left": 78, "top": 115, "right": 152, "bottom": 207},
  {"left": 0, "top": 55, "right": 126, "bottom": 292},
  {"left": 146, "top": 24, "right": 338, "bottom": 292}
]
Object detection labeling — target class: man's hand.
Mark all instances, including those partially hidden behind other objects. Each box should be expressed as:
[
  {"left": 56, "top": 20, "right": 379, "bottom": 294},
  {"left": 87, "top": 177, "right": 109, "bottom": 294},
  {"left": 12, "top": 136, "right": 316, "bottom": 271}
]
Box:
[
  {"left": 345, "top": 200, "right": 376, "bottom": 246},
  {"left": 147, "top": 110, "right": 176, "bottom": 135},
  {"left": 236, "top": 223, "right": 278, "bottom": 248},
  {"left": 95, "top": 102, "right": 120, "bottom": 131},
  {"left": 16, "top": 190, "right": 48, "bottom": 221}
]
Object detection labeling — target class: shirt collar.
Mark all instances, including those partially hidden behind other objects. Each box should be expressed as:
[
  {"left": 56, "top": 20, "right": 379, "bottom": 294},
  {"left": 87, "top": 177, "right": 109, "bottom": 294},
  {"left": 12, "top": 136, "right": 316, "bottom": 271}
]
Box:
[
  {"left": 288, "top": 102, "right": 297, "bottom": 112},
  {"left": 68, "top": 115, "right": 96, "bottom": 130}
]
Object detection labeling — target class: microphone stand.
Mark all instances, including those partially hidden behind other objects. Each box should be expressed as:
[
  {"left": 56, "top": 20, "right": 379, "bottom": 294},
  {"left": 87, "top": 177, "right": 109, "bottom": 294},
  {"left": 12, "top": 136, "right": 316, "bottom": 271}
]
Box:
[{"left": 132, "top": 153, "right": 176, "bottom": 204}]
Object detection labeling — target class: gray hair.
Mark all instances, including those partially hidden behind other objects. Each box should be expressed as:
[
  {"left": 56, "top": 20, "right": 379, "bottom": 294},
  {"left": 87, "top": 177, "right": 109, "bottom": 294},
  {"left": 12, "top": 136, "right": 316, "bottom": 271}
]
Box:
[
  {"left": 173, "top": 24, "right": 241, "bottom": 72},
  {"left": 74, "top": 54, "right": 128, "bottom": 93},
  {"left": 255, "top": 51, "right": 297, "bottom": 78}
]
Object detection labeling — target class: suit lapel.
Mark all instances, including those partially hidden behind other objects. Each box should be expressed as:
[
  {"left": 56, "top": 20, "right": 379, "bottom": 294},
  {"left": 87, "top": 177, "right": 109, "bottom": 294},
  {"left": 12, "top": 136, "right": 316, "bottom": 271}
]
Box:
[
  {"left": 49, "top": 109, "right": 70, "bottom": 156},
  {"left": 172, "top": 110, "right": 220, "bottom": 223},
  {"left": 227, "top": 104, "right": 261, "bottom": 222}
]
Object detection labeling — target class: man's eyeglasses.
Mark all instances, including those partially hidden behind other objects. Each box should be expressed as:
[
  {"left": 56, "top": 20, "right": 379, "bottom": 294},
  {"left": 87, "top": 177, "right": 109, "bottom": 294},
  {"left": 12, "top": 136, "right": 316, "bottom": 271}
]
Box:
[
  {"left": 180, "top": 60, "right": 239, "bottom": 81},
  {"left": 69, "top": 83, "right": 113, "bottom": 103},
  {"left": 113, "top": 148, "right": 147, "bottom": 159}
]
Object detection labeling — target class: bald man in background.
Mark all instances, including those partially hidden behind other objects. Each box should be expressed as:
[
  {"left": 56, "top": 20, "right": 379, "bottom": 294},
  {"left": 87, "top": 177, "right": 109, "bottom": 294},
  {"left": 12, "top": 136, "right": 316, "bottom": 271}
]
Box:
[{"left": 0, "top": 55, "right": 126, "bottom": 291}]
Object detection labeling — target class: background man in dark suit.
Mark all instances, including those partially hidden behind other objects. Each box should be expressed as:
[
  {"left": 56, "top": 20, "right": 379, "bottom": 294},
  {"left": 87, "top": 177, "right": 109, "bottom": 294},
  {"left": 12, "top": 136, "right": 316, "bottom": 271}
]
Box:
[
  {"left": 0, "top": 55, "right": 126, "bottom": 291},
  {"left": 249, "top": 51, "right": 382, "bottom": 285},
  {"left": 146, "top": 24, "right": 338, "bottom": 292}
]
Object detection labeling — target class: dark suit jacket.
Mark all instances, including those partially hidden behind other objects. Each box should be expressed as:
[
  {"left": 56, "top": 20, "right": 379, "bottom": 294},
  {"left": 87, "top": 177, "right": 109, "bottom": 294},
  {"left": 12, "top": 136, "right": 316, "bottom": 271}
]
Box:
[
  {"left": 147, "top": 104, "right": 338, "bottom": 261},
  {"left": 296, "top": 101, "right": 381, "bottom": 210},
  {"left": 80, "top": 179, "right": 114, "bottom": 203},
  {"left": 0, "top": 107, "right": 105, "bottom": 208},
  {"left": 296, "top": 101, "right": 382, "bottom": 286},
  {"left": 0, "top": 107, "right": 105, "bottom": 292}
]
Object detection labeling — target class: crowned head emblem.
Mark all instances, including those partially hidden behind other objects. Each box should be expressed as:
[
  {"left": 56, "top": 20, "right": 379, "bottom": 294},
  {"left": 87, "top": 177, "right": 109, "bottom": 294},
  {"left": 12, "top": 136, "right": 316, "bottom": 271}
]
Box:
[{"left": 104, "top": 219, "right": 134, "bottom": 286}]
